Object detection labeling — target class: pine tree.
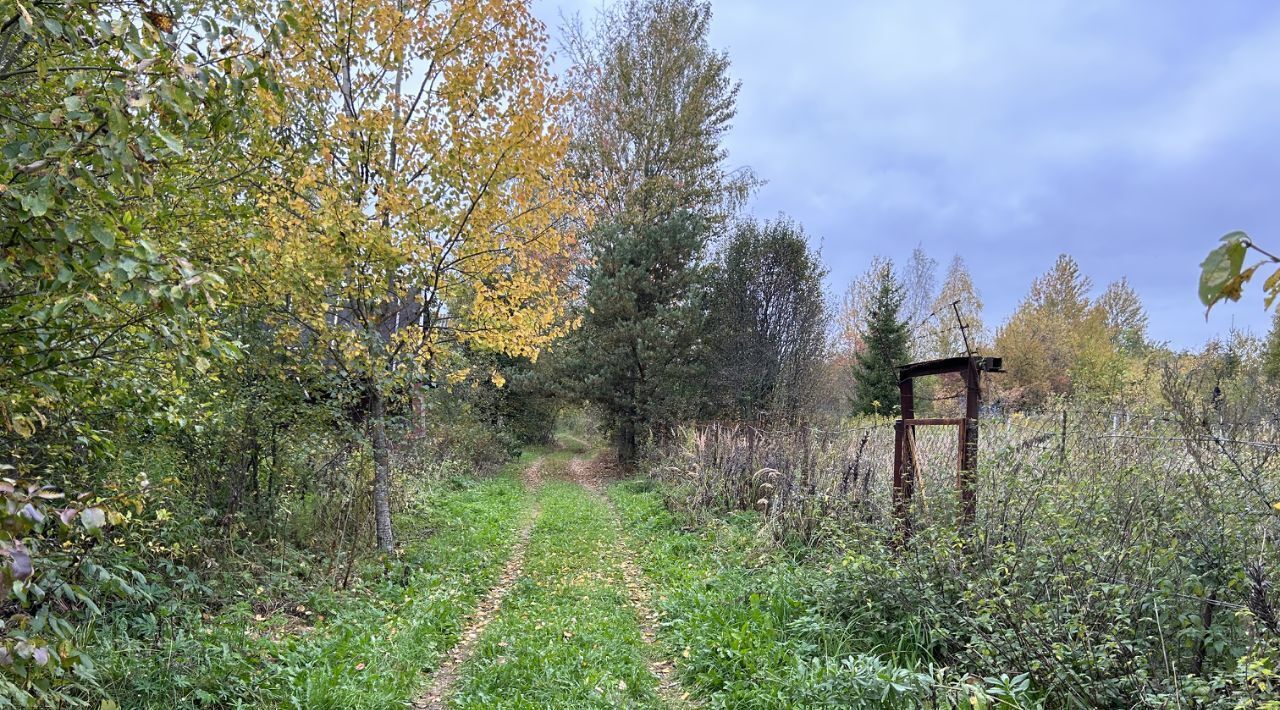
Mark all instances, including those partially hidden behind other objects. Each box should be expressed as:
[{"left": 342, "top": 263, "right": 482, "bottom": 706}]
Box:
[
  {"left": 852, "top": 264, "right": 910, "bottom": 416},
  {"left": 561, "top": 214, "right": 712, "bottom": 464}
]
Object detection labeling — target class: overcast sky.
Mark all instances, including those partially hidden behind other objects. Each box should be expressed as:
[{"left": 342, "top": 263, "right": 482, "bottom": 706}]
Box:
[{"left": 532, "top": 0, "right": 1280, "bottom": 349}]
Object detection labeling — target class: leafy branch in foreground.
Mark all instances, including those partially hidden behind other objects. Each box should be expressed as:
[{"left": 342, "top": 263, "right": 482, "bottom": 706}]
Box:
[
  {"left": 1199, "top": 231, "right": 1280, "bottom": 314},
  {"left": 0, "top": 467, "right": 139, "bottom": 704}
]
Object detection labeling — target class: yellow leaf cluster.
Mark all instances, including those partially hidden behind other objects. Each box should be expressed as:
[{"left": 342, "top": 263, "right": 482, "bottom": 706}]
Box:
[{"left": 253, "top": 0, "right": 585, "bottom": 384}]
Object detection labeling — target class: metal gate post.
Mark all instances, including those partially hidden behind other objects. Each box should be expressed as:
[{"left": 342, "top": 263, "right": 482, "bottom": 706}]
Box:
[
  {"left": 892, "top": 377, "right": 915, "bottom": 541},
  {"left": 959, "top": 362, "right": 980, "bottom": 527}
]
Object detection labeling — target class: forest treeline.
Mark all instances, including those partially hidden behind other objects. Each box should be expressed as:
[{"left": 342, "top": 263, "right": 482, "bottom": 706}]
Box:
[{"left": 2, "top": 0, "right": 1279, "bottom": 706}]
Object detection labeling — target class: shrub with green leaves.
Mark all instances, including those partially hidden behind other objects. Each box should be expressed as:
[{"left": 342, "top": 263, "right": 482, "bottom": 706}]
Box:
[
  {"left": 633, "top": 391, "right": 1280, "bottom": 706},
  {"left": 0, "top": 472, "right": 143, "bottom": 705},
  {"left": 85, "top": 464, "right": 532, "bottom": 707},
  {"left": 608, "top": 480, "right": 1043, "bottom": 708}
]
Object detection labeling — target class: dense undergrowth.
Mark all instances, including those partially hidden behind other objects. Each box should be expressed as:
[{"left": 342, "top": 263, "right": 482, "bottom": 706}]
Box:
[
  {"left": 80, "top": 455, "right": 534, "bottom": 707},
  {"left": 610, "top": 472, "right": 1280, "bottom": 709},
  {"left": 609, "top": 480, "right": 1026, "bottom": 708},
  {"left": 623, "top": 371, "right": 1280, "bottom": 707}
]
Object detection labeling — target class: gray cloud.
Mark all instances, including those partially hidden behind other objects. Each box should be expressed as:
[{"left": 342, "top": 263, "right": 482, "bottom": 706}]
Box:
[{"left": 535, "top": 0, "right": 1280, "bottom": 348}]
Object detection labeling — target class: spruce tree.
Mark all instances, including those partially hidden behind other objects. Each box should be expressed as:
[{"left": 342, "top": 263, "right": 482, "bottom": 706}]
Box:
[
  {"left": 556, "top": 0, "right": 751, "bottom": 463},
  {"left": 852, "top": 264, "right": 910, "bottom": 416}
]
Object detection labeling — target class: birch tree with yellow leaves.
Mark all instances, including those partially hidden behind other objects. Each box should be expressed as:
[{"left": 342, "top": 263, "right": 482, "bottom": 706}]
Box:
[{"left": 258, "top": 0, "right": 581, "bottom": 551}]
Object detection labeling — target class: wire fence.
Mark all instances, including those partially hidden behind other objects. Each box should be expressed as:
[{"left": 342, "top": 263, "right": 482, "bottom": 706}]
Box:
[
  {"left": 651, "top": 405, "right": 1280, "bottom": 545},
  {"left": 649, "top": 380, "right": 1280, "bottom": 700}
]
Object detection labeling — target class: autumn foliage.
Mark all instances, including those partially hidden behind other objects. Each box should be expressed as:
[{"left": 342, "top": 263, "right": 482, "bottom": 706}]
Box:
[
  {"left": 3, "top": 0, "right": 1279, "bottom": 706},
  {"left": 249, "top": 0, "right": 582, "bottom": 548},
  {"left": 0, "top": 0, "right": 583, "bottom": 699}
]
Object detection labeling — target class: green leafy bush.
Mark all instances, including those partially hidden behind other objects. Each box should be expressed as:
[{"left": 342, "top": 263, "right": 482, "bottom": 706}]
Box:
[
  {"left": 0, "top": 471, "right": 145, "bottom": 705},
  {"left": 638, "top": 395, "right": 1280, "bottom": 706},
  {"left": 85, "top": 465, "right": 530, "bottom": 707},
  {"left": 609, "top": 480, "right": 1043, "bottom": 708}
]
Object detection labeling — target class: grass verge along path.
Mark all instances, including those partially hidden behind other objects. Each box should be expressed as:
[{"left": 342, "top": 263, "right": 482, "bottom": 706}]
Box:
[
  {"left": 414, "top": 460, "right": 545, "bottom": 708},
  {"left": 449, "top": 464, "right": 662, "bottom": 708},
  {"left": 91, "top": 458, "right": 535, "bottom": 708},
  {"left": 607, "top": 480, "right": 942, "bottom": 708},
  {"left": 569, "top": 456, "right": 691, "bottom": 707}
]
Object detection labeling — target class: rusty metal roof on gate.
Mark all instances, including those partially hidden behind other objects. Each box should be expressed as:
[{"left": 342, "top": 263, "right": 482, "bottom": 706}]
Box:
[{"left": 896, "top": 356, "right": 1005, "bottom": 381}]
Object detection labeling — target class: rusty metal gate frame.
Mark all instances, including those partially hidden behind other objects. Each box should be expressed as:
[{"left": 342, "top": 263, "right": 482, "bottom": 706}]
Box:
[{"left": 893, "top": 355, "right": 1004, "bottom": 540}]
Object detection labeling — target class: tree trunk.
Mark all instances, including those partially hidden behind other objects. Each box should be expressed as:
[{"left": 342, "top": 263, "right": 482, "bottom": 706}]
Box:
[
  {"left": 616, "top": 418, "right": 637, "bottom": 467},
  {"left": 369, "top": 386, "right": 395, "bottom": 552}
]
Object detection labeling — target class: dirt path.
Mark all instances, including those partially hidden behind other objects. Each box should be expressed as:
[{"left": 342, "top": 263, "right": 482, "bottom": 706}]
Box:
[
  {"left": 412, "top": 459, "right": 544, "bottom": 709},
  {"left": 567, "top": 455, "right": 692, "bottom": 708}
]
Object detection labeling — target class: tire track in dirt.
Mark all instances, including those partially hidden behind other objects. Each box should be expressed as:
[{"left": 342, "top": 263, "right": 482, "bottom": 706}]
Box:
[
  {"left": 567, "top": 455, "right": 694, "bottom": 708},
  {"left": 413, "top": 459, "right": 543, "bottom": 709}
]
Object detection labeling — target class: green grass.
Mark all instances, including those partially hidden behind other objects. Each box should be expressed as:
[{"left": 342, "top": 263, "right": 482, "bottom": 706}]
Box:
[
  {"left": 607, "top": 479, "right": 938, "bottom": 709},
  {"left": 551, "top": 431, "right": 593, "bottom": 455},
  {"left": 84, "top": 457, "right": 1021, "bottom": 709},
  {"left": 88, "top": 459, "right": 535, "bottom": 708},
  {"left": 450, "top": 474, "right": 661, "bottom": 709}
]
